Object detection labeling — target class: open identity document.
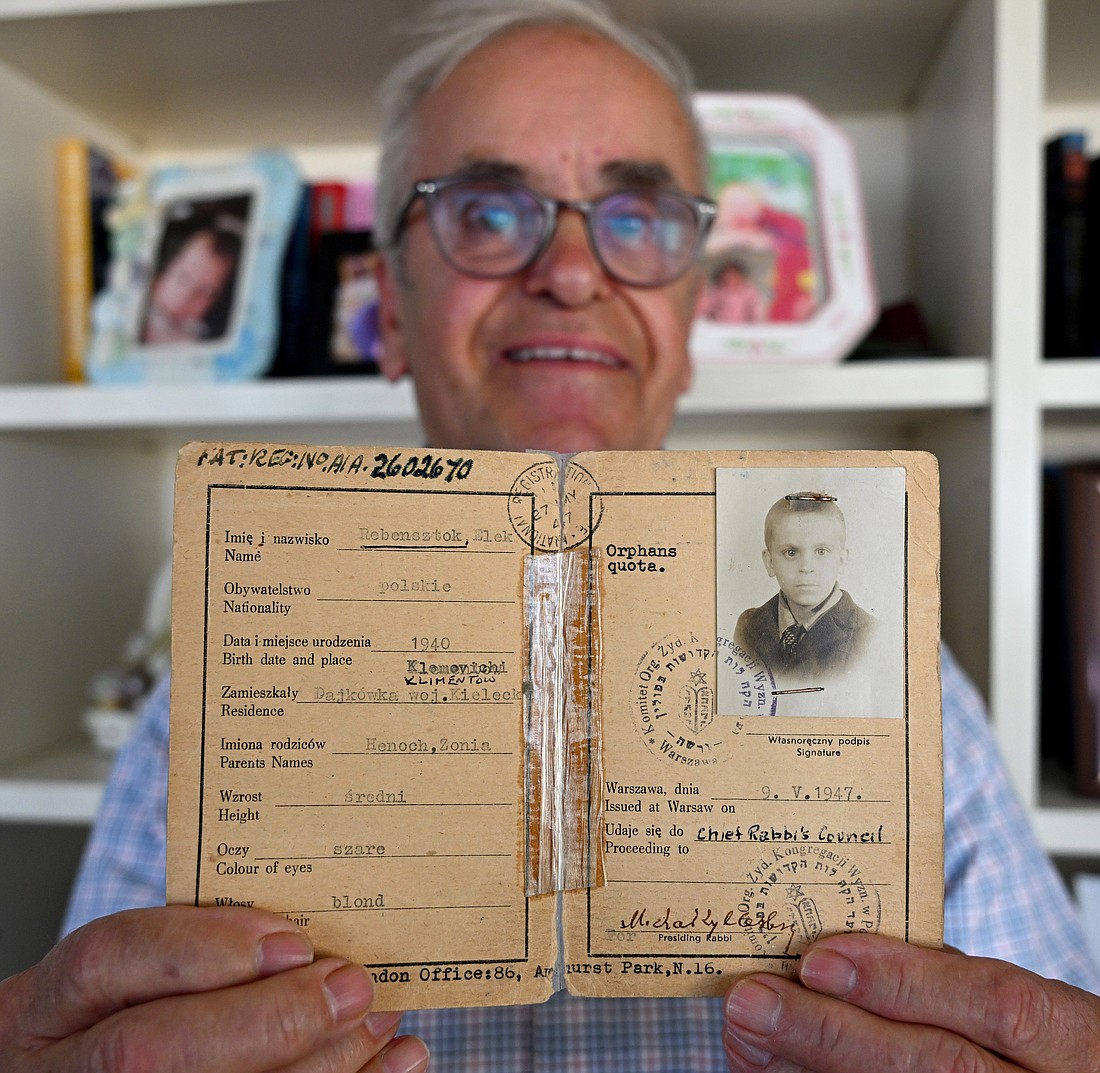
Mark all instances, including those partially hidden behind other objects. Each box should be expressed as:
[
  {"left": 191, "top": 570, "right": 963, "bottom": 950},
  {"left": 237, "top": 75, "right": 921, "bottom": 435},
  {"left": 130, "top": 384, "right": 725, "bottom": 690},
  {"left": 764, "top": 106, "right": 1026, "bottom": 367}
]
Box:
[{"left": 167, "top": 443, "right": 943, "bottom": 1010}]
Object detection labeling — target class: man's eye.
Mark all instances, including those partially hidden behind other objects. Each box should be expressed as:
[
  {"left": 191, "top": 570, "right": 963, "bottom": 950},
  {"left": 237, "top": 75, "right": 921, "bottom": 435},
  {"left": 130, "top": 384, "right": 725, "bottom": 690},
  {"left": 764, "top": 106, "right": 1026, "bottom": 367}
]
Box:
[
  {"left": 460, "top": 199, "right": 519, "bottom": 236},
  {"left": 603, "top": 201, "right": 664, "bottom": 247},
  {"left": 605, "top": 212, "right": 649, "bottom": 243}
]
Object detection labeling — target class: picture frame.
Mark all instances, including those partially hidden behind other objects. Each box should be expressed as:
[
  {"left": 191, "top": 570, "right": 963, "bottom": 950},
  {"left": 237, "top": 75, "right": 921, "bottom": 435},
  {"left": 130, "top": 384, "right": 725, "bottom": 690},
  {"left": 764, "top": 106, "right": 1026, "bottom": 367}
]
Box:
[
  {"left": 85, "top": 150, "right": 301, "bottom": 384},
  {"left": 691, "top": 93, "right": 878, "bottom": 365},
  {"left": 305, "top": 229, "right": 382, "bottom": 375}
]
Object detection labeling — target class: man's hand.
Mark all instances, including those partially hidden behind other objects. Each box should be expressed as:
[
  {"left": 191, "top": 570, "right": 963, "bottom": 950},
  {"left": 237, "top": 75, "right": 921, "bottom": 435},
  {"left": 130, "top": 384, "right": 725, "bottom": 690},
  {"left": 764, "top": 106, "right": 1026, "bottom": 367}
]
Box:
[
  {"left": 2, "top": 905, "right": 430, "bottom": 1073},
  {"left": 723, "top": 932, "right": 1100, "bottom": 1072}
]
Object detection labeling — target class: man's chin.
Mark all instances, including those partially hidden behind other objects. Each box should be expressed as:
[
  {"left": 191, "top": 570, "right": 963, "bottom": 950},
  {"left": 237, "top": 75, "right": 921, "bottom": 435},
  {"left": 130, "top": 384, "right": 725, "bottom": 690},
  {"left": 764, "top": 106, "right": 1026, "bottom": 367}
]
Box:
[
  {"left": 493, "top": 401, "right": 679, "bottom": 453},
  {"left": 499, "top": 422, "right": 640, "bottom": 455},
  {"left": 427, "top": 407, "right": 669, "bottom": 454}
]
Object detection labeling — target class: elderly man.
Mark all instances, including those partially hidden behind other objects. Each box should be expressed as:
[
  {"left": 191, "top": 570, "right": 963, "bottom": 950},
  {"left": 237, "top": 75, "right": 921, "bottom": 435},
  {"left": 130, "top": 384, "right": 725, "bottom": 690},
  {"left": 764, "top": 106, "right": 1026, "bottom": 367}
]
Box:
[{"left": 4, "top": 1, "right": 1099, "bottom": 1071}]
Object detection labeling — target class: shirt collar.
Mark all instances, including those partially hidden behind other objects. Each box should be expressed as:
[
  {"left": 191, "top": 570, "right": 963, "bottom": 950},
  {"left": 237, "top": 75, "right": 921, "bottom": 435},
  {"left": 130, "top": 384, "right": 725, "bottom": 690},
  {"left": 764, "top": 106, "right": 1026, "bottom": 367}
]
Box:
[{"left": 777, "top": 584, "right": 842, "bottom": 635}]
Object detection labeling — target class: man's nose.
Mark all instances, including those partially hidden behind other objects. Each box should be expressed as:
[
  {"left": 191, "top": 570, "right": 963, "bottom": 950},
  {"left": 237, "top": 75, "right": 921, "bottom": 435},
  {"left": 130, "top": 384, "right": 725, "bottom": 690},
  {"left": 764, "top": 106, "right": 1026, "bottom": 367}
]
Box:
[{"left": 522, "top": 209, "right": 611, "bottom": 306}]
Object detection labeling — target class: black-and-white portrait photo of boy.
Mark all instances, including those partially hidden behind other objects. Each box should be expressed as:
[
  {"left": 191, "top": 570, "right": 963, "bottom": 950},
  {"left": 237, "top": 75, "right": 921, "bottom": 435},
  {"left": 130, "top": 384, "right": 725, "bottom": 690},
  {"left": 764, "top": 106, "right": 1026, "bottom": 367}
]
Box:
[{"left": 717, "top": 466, "right": 906, "bottom": 718}]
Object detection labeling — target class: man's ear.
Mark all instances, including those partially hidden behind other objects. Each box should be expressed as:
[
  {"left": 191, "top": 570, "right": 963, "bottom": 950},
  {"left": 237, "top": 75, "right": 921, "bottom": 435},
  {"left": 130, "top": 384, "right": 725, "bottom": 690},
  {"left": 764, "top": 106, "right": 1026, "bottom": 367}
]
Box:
[
  {"left": 375, "top": 252, "right": 409, "bottom": 382},
  {"left": 676, "top": 268, "right": 703, "bottom": 394}
]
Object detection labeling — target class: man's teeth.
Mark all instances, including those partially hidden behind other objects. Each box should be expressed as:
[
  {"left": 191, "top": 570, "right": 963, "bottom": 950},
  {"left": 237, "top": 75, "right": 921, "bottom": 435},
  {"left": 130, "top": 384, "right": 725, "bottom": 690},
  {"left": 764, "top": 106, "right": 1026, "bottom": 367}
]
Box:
[{"left": 507, "top": 346, "right": 619, "bottom": 366}]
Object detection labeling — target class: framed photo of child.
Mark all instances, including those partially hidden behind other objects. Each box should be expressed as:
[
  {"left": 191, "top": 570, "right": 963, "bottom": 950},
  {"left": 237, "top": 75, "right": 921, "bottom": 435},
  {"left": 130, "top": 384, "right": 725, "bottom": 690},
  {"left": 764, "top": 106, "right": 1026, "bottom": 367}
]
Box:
[
  {"left": 138, "top": 193, "right": 250, "bottom": 349},
  {"left": 305, "top": 230, "right": 382, "bottom": 375},
  {"left": 86, "top": 151, "right": 301, "bottom": 384},
  {"left": 691, "top": 93, "right": 878, "bottom": 365},
  {"left": 715, "top": 464, "right": 906, "bottom": 718},
  {"left": 697, "top": 139, "right": 825, "bottom": 327}
]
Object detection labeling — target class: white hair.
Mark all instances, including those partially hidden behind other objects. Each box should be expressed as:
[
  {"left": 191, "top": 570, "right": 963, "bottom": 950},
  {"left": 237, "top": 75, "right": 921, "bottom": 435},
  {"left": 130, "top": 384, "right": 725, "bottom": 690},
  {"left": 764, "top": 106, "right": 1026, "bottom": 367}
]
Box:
[{"left": 373, "top": 0, "right": 705, "bottom": 248}]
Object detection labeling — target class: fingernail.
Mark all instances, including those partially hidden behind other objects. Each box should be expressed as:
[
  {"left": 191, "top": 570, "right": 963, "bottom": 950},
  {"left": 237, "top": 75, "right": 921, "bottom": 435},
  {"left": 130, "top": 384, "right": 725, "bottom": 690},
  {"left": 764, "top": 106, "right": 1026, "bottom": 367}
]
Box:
[
  {"left": 724, "top": 1026, "right": 774, "bottom": 1067},
  {"left": 382, "top": 1035, "right": 431, "bottom": 1073},
  {"left": 725, "top": 979, "right": 782, "bottom": 1034},
  {"left": 800, "top": 948, "right": 857, "bottom": 996},
  {"left": 365, "top": 1009, "right": 403, "bottom": 1038},
  {"left": 323, "top": 963, "right": 375, "bottom": 1022},
  {"left": 257, "top": 931, "right": 314, "bottom": 976}
]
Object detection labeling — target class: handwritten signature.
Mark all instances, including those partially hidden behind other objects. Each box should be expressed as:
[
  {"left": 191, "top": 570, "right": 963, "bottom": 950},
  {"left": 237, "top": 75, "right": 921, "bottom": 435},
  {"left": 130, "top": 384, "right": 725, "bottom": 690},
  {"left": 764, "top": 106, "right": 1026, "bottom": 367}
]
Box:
[{"left": 621, "top": 906, "right": 796, "bottom": 939}]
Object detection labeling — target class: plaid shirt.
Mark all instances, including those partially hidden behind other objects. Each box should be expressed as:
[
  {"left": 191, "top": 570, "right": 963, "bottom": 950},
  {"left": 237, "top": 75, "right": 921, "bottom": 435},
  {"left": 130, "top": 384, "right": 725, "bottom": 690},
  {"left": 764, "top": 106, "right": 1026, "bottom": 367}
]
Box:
[{"left": 64, "top": 647, "right": 1100, "bottom": 1071}]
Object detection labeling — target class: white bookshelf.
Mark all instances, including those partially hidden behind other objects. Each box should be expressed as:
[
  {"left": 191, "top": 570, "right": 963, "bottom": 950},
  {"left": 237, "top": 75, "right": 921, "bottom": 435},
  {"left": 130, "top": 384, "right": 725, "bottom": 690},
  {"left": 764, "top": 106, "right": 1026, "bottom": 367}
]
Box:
[
  {"left": 0, "top": 0, "right": 1098, "bottom": 937},
  {"left": 0, "top": 745, "right": 112, "bottom": 824}
]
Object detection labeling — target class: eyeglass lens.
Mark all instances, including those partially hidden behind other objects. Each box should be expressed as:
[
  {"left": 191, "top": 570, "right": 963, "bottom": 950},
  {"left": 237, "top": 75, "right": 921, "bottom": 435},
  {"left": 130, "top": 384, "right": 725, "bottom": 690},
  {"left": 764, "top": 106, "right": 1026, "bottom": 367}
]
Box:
[
  {"left": 426, "top": 180, "right": 702, "bottom": 286},
  {"left": 593, "top": 190, "right": 698, "bottom": 284},
  {"left": 427, "top": 182, "right": 539, "bottom": 277}
]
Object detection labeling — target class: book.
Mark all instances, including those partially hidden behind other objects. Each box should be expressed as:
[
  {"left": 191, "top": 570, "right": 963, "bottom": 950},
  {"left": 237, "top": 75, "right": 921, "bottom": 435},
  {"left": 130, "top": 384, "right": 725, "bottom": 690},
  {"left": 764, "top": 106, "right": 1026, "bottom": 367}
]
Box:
[
  {"left": 308, "top": 182, "right": 349, "bottom": 248},
  {"left": 1063, "top": 465, "right": 1100, "bottom": 796},
  {"left": 343, "top": 181, "right": 374, "bottom": 231},
  {"left": 1081, "top": 157, "right": 1100, "bottom": 357},
  {"left": 269, "top": 181, "right": 378, "bottom": 377},
  {"left": 1043, "top": 132, "right": 1090, "bottom": 358},
  {"left": 167, "top": 443, "right": 943, "bottom": 1010},
  {"left": 1040, "top": 465, "right": 1076, "bottom": 771},
  {"left": 55, "top": 138, "right": 132, "bottom": 381},
  {"left": 268, "top": 183, "right": 313, "bottom": 377}
]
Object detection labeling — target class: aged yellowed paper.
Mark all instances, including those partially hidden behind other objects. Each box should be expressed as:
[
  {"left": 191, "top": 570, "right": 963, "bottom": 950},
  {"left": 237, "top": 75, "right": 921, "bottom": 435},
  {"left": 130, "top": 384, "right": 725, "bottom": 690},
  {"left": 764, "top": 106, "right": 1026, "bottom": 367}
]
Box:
[
  {"left": 167, "top": 443, "right": 941, "bottom": 1009},
  {"left": 556, "top": 450, "right": 941, "bottom": 997}
]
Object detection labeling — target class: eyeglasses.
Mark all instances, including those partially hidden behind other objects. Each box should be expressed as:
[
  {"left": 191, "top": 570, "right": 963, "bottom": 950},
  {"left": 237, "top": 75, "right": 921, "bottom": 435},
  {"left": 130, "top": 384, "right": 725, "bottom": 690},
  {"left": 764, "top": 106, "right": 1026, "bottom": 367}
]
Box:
[{"left": 391, "top": 173, "right": 717, "bottom": 288}]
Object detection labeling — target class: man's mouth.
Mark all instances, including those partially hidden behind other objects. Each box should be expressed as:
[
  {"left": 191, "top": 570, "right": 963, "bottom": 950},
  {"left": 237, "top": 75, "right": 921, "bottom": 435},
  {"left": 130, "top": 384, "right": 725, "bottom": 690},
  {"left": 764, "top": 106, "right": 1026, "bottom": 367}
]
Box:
[{"left": 504, "top": 345, "right": 625, "bottom": 368}]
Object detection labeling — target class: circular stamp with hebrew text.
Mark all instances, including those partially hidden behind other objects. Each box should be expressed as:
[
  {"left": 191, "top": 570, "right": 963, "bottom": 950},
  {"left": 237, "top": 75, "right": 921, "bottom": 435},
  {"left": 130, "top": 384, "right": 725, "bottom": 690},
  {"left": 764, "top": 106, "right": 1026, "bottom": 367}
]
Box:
[
  {"left": 633, "top": 632, "right": 733, "bottom": 767},
  {"left": 716, "top": 636, "right": 777, "bottom": 717},
  {"left": 739, "top": 844, "right": 883, "bottom": 960},
  {"left": 508, "top": 458, "right": 602, "bottom": 551}
]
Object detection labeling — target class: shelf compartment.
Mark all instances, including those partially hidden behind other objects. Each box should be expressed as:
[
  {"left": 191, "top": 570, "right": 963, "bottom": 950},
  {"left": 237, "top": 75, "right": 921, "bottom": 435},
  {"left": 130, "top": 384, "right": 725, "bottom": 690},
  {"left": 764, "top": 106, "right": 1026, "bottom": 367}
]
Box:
[
  {"left": 0, "top": 0, "right": 961, "bottom": 151},
  {"left": 0, "top": 744, "right": 113, "bottom": 824}
]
